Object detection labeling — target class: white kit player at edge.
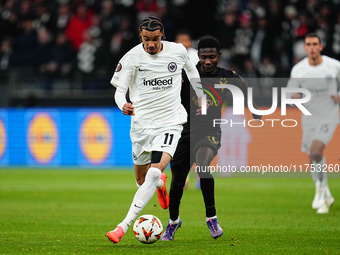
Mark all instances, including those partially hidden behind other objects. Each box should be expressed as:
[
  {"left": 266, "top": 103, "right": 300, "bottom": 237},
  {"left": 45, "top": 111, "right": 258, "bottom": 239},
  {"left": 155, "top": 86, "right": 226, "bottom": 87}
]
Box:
[
  {"left": 287, "top": 33, "right": 340, "bottom": 214},
  {"left": 106, "top": 16, "right": 203, "bottom": 244}
]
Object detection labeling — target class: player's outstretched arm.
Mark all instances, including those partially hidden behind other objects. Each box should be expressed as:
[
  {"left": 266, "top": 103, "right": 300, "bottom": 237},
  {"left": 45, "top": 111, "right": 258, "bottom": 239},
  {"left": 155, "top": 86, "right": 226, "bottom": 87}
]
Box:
[{"left": 182, "top": 44, "right": 204, "bottom": 99}]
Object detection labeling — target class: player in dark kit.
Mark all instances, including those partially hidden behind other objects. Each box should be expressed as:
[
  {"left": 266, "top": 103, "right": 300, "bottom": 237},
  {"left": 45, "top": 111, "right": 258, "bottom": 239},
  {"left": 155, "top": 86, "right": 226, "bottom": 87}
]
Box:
[{"left": 161, "top": 36, "right": 260, "bottom": 241}]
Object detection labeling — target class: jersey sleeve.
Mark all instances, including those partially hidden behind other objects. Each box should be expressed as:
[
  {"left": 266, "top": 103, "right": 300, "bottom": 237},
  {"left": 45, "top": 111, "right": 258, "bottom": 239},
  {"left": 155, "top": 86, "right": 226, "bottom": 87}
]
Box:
[
  {"left": 110, "top": 54, "right": 135, "bottom": 90},
  {"left": 182, "top": 45, "right": 196, "bottom": 75},
  {"left": 181, "top": 45, "right": 204, "bottom": 98}
]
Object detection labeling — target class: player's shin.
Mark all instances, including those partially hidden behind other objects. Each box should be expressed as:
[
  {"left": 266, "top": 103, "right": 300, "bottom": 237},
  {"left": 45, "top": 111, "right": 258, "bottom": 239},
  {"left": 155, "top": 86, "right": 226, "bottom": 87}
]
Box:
[
  {"left": 318, "top": 157, "right": 328, "bottom": 189},
  {"left": 119, "top": 167, "right": 162, "bottom": 233},
  {"left": 311, "top": 157, "right": 323, "bottom": 189}
]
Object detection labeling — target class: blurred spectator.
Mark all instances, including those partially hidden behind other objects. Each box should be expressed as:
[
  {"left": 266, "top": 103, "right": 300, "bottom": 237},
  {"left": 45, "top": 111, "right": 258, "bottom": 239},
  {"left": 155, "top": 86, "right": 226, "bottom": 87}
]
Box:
[
  {"left": 183, "top": 0, "right": 218, "bottom": 39},
  {"left": 250, "top": 17, "right": 273, "bottom": 66},
  {"left": 315, "top": 16, "right": 331, "bottom": 54},
  {"left": 239, "top": 58, "right": 261, "bottom": 97},
  {"left": 265, "top": 0, "right": 282, "bottom": 38},
  {"left": 217, "top": 11, "right": 237, "bottom": 50},
  {"left": 0, "top": 0, "right": 340, "bottom": 103},
  {"left": 175, "top": 30, "right": 199, "bottom": 65},
  {"left": 281, "top": 5, "right": 298, "bottom": 68},
  {"left": 258, "top": 57, "right": 276, "bottom": 78},
  {"left": 305, "top": 0, "right": 318, "bottom": 20},
  {"left": 136, "top": 0, "right": 160, "bottom": 23},
  {"left": 0, "top": 0, "right": 18, "bottom": 40},
  {"left": 0, "top": 37, "right": 13, "bottom": 84},
  {"left": 216, "top": 11, "right": 237, "bottom": 68},
  {"left": 34, "top": 28, "right": 54, "bottom": 90},
  {"left": 293, "top": 39, "right": 306, "bottom": 64},
  {"left": 246, "top": 0, "right": 266, "bottom": 22},
  {"left": 18, "top": 0, "right": 33, "bottom": 22},
  {"left": 77, "top": 29, "right": 101, "bottom": 89},
  {"left": 55, "top": 3, "right": 72, "bottom": 33},
  {"left": 272, "top": 39, "right": 291, "bottom": 76},
  {"left": 157, "top": 3, "right": 175, "bottom": 41},
  {"left": 109, "top": 16, "right": 137, "bottom": 63},
  {"left": 88, "top": 14, "right": 102, "bottom": 39},
  {"left": 233, "top": 11, "right": 254, "bottom": 67},
  {"left": 257, "top": 57, "right": 276, "bottom": 97},
  {"left": 281, "top": 5, "right": 297, "bottom": 43},
  {"left": 99, "top": 0, "right": 121, "bottom": 46},
  {"left": 77, "top": 29, "right": 98, "bottom": 74},
  {"left": 294, "top": 13, "right": 309, "bottom": 39},
  {"left": 49, "top": 33, "right": 75, "bottom": 89},
  {"left": 240, "top": 58, "right": 257, "bottom": 78},
  {"left": 331, "top": 13, "right": 340, "bottom": 59},
  {"left": 13, "top": 18, "right": 37, "bottom": 67},
  {"left": 65, "top": 3, "right": 93, "bottom": 50},
  {"left": 33, "top": 2, "right": 55, "bottom": 32},
  {"left": 319, "top": 3, "right": 332, "bottom": 25}
]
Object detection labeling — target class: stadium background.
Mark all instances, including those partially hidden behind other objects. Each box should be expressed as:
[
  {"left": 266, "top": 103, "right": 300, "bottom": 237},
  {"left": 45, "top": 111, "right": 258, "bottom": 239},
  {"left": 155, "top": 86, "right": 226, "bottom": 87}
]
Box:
[{"left": 0, "top": 0, "right": 340, "bottom": 167}]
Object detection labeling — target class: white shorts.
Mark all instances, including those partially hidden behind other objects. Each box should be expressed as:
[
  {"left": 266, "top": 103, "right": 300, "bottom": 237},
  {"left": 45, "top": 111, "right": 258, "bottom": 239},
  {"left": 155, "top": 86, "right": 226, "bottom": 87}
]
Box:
[
  {"left": 130, "top": 125, "right": 183, "bottom": 165},
  {"left": 301, "top": 122, "right": 338, "bottom": 154}
]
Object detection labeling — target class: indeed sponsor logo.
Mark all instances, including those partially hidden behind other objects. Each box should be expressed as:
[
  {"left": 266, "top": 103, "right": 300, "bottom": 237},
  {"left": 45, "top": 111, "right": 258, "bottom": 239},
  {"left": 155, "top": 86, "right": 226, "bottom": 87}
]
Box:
[{"left": 143, "top": 77, "right": 173, "bottom": 86}]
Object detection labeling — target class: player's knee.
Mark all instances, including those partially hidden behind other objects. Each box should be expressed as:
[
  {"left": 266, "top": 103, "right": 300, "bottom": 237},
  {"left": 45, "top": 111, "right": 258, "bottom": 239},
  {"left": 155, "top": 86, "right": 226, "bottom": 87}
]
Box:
[
  {"left": 310, "top": 152, "right": 322, "bottom": 162},
  {"left": 195, "top": 147, "right": 215, "bottom": 166},
  {"left": 145, "top": 167, "right": 162, "bottom": 183},
  {"left": 310, "top": 148, "right": 323, "bottom": 162}
]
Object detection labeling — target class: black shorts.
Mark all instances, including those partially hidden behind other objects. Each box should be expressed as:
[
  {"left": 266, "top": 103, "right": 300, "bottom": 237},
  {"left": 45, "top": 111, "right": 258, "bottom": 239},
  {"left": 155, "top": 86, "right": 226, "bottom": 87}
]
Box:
[
  {"left": 170, "top": 126, "right": 191, "bottom": 169},
  {"left": 192, "top": 131, "right": 221, "bottom": 158},
  {"left": 171, "top": 125, "right": 221, "bottom": 168}
]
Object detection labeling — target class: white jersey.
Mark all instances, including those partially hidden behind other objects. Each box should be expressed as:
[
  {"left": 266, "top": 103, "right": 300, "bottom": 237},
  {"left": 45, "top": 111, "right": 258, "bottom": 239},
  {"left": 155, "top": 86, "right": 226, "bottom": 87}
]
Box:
[
  {"left": 111, "top": 41, "right": 200, "bottom": 128},
  {"left": 288, "top": 55, "right": 340, "bottom": 126}
]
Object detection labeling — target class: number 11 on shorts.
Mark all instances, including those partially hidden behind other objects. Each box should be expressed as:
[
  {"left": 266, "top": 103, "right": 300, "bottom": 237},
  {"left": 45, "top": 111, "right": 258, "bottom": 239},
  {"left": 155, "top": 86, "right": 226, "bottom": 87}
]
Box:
[{"left": 164, "top": 133, "right": 174, "bottom": 145}]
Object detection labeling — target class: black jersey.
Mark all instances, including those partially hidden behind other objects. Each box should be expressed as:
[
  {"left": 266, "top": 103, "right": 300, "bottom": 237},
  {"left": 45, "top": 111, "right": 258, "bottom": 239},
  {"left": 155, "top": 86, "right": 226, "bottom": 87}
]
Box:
[{"left": 188, "top": 63, "right": 250, "bottom": 132}]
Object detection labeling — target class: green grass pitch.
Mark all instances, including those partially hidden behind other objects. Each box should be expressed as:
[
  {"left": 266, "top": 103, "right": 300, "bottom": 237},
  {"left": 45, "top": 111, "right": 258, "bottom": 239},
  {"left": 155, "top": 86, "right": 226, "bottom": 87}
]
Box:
[{"left": 1, "top": 169, "right": 340, "bottom": 255}]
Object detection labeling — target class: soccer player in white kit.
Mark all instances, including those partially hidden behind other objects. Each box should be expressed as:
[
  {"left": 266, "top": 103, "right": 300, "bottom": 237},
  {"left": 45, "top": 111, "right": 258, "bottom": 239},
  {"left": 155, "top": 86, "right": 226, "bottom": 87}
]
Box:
[
  {"left": 288, "top": 33, "right": 340, "bottom": 214},
  {"left": 106, "top": 16, "right": 203, "bottom": 243}
]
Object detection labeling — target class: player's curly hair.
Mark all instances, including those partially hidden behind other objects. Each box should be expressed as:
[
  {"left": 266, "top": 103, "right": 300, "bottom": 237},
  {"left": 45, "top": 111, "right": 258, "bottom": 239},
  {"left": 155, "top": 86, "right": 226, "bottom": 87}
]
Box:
[
  {"left": 198, "top": 36, "right": 221, "bottom": 52},
  {"left": 139, "top": 16, "right": 165, "bottom": 39}
]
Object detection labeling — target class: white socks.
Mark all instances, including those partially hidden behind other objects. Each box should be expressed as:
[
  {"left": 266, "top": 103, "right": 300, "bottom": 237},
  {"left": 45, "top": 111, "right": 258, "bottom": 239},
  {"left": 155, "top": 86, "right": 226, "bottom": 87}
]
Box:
[
  {"left": 156, "top": 178, "right": 164, "bottom": 189},
  {"left": 135, "top": 175, "right": 163, "bottom": 189},
  {"left": 119, "top": 167, "right": 162, "bottom": 233},
  {"left": 170, "top": 217, "right": 180, "bottom": 224},
  {"left": 135, "top": 180, "right": 141, "bottom": 188},
  {"left": 311, "top": 157, "right": 327, "bottom": 189},
  {"left": 206, "top": 216, "right": 217, "bottom": 222}
]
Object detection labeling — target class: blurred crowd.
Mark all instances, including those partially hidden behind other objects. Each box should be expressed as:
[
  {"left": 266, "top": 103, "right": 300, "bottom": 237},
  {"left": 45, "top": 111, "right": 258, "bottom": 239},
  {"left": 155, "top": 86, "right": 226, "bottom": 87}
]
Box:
[{"left": 0, "top": 0, "right": 340, "bottom": 91}]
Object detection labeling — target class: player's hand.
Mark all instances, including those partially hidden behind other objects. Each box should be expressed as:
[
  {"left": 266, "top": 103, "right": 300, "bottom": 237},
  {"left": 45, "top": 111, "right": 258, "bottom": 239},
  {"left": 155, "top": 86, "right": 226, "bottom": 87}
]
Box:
[
  {"left": 122, "top": 103, "right": 135, "bottom": 115},
  {"left": 331, "top": 95, "right": 340, "bottom": 103},
  {"left": 196, "top": 96, "right": 209, "bottom": 115}
]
